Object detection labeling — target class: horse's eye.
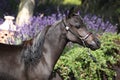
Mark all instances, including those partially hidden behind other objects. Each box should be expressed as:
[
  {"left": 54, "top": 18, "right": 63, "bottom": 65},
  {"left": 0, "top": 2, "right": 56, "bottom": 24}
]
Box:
[
  {"left": 74, "top": 22, "right": 81, "bottom": 28},
  {"left": 76, "top": 25, "right": 80, "bottom": 28}
]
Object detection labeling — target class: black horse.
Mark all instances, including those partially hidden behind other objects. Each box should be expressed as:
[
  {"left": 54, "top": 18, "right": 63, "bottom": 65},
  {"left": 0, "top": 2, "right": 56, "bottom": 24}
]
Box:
[{"left": 0, "top": 8, "right": 100, "bottom": 80}]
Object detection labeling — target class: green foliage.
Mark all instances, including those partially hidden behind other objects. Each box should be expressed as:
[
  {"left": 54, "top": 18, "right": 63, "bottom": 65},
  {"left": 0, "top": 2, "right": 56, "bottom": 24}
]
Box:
[
  {"left": 38, "top": 0, "right": 82, "bottom": 5},
  {"left": 55, "top": 33, "right": 120, "bottom": 80},
  {"left": 0, "top": 0, "right": 19, "bottom": 17},
  {"left": 63, "top": 0, "right": 81, "bottom": 5}
]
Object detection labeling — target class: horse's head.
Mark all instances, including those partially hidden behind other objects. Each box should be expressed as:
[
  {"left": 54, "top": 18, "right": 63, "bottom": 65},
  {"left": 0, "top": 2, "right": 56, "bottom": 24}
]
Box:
[{"left": 63, "top": 7, "right": 101, "bottom": 50}]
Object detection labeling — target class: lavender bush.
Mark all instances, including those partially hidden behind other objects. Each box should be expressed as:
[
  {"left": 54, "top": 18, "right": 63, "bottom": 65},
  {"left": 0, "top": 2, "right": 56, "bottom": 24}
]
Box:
[
  {"left": 83, "top": 14, "right": 117, "bottom": 33},
  {"left": 16, "top": 13, "right": 65, "bottom": 41},
  {"left": 18, "top": 13, "right": 117, "bottom": 40},
  {"left": 0, "top": 13, "right": 117, "bottom": 44}
]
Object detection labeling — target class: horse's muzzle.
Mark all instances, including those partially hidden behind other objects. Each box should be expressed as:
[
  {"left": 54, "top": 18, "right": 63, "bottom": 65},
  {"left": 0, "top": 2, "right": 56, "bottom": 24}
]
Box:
[{"left": 89, "top": 38, "right": 101, "bottom": 50}]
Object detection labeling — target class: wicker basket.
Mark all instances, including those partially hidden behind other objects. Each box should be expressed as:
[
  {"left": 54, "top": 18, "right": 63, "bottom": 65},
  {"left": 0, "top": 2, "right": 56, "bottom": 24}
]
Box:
[
  {"left": 0, "top": 30, "right": 15, "bottom": 44},
  {"left": 0, "top": 16, "right": 22, "bottom": 45}
]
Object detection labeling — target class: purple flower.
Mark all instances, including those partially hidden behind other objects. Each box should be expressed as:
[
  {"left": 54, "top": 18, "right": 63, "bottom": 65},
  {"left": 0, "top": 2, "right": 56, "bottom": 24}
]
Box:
[
  {"left": 14, "top": 13, "right": 64, "bottom": 40},
  {"left": 0, "top": 12, "right": 117, "bottom": 43},
  {"left": 83, "top": 14, "right": 117, "bottom": 33}
]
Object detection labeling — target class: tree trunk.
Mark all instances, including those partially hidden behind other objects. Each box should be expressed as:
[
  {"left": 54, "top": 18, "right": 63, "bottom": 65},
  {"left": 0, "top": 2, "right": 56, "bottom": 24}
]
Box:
[{"left": 16, "top": 0, "right": 35, "bottom": 26}]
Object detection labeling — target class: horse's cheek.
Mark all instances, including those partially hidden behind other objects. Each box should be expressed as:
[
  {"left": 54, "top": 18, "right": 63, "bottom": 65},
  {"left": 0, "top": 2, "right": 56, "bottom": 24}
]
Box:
[{"left": 66, "top": 32, "right": 77, "bottom": 42}]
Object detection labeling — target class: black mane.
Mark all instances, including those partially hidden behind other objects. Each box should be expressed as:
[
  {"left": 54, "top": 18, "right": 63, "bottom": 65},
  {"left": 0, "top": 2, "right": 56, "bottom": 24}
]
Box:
[{"left": 22, "top": 26, "right": 50, "bottom": 67}]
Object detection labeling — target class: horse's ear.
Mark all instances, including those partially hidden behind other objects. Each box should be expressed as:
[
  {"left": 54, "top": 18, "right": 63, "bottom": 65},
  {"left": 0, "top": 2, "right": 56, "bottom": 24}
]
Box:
[
  {"left": 67, "top": 6, "right": 79, "bottom": 18},
  {"left": 67, "top": 7, "right": 75, "bottom": 18}
]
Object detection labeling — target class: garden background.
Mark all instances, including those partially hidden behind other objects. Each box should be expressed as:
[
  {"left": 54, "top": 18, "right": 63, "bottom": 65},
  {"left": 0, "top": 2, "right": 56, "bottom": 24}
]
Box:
[{"left": 0, "top": 0, "right": 120, "bottom": 80}]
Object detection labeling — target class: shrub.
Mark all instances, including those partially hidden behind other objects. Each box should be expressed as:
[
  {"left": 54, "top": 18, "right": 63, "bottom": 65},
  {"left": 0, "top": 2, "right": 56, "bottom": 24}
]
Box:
[
  {"left": 83, "top": 14, "right": 117, "bottom": 33},
  {"left": 16, "top": 13, "right": 117, "bottom": 41},
  {"left": 0, "top": 13, "right": 117, "bottom": 45},
  {"left": 55, "top": 33, "right": 120, "bottom": 80}
]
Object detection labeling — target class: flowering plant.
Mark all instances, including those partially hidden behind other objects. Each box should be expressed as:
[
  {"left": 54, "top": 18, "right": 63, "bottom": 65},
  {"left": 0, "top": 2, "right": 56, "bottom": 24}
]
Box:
[{"left": 0, "top": 13, "right": 117, "bottom": 44}]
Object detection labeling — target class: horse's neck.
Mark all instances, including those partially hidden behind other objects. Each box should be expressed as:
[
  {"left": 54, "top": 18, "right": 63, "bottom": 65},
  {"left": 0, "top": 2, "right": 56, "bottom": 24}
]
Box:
[{"left": 43, "top": 22, "right": 67, "bottom": 69}]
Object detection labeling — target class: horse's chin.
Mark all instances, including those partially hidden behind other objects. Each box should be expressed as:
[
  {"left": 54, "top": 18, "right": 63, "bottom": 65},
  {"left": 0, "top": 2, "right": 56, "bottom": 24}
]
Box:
[
  {"left": 86, "top": 39, "right": 101, "bottom": 51},
  {"left": 78, "top": 42, "right": 100, "bottom": 50},
  {"left": 87, "top": 44, "right": 101, "bottom": 51},
  {"left": 89, "top": 46, "right": 99, "bottom": 51}
]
